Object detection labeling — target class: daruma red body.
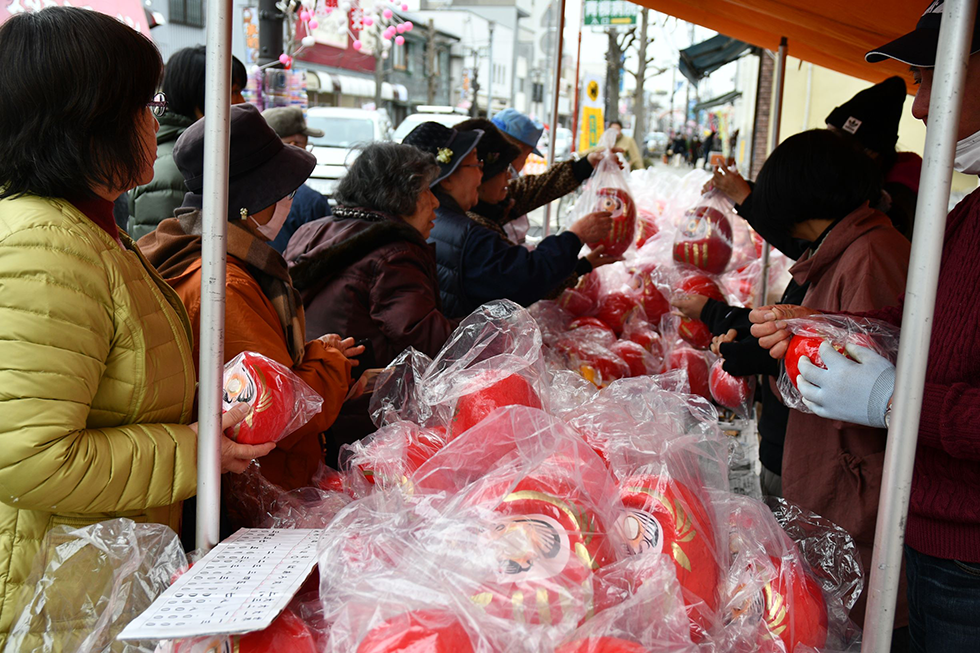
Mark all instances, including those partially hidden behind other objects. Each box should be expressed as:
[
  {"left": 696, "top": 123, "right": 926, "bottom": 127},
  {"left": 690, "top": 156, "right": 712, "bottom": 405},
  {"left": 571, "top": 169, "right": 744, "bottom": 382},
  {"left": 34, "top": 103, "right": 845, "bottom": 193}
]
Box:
[
  {"left": 594, "top": 187, "right": 637, "bottom": 257},
  {"left": 450, "top": 374, "right": 543, "bottom": 439},
  {"left": 667, "top": 348, "right": 710, "bottom": 400},
  {"left": 356, "top": 610, "right": 475, "bottom": 653},
  {"left": 785, "top": 335, "right": 852, "bottom": 391},
  {"left": 673, "top": 205, "right": 733, "bottom": 274},
  {"left": 222, "top": 352, "right": 296, "bottom": 445},
  {"left": 709, "top": 360, "right": 753, "bottom": 411},
  {"left": 618, "top": 474, "right": 720, "bottom": 637}
]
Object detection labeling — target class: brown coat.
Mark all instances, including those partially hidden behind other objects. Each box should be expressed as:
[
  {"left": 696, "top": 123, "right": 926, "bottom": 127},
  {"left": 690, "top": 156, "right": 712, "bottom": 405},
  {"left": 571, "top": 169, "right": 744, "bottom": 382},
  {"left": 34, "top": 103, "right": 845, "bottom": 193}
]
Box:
[
  {"left": 138, "top": 221, "right": 351, "bottom": 491},
  {"left": 286, "top": 209, "right": 454, "bottom": 369},
  {"left": 782, "top": 204, "right": 910, "bottom": 627}
]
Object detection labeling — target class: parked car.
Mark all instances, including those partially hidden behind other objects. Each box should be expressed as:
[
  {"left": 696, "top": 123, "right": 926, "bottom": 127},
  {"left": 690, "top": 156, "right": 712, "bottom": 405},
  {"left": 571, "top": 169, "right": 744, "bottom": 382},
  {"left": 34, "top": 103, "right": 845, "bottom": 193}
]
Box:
[
  {"left": 645, "top": 131, "right": 669, "bottom": 156},
  {"left": 553, "top": 127, "right": 573, "bottom": 161},
  {"left": 304, "top": 107, "right": 392, "bottom": 197},
  {"left": 393, "top": 106, "right": 469, "bottom": 143}
]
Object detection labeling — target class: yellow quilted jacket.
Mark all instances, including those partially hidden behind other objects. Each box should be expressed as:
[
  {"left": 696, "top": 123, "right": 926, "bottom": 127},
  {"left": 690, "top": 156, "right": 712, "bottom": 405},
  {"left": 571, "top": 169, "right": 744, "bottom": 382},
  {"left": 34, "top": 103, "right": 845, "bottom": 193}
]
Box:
[{"left": 0, "top": 196, "right": 198, "bottom": 646}]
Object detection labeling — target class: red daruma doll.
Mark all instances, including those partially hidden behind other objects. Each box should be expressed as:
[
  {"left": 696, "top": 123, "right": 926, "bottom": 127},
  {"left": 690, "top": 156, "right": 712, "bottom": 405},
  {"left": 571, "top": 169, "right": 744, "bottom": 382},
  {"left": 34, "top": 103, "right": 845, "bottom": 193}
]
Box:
[
  {"left": 673, "top": 204, "right": 733, "bottom": 275},
  {"left": 594, "top": 188, "right": 637, "bottom": 257},
  {"left": 222, "top": 351, "right": 323, "bottom": 445}
]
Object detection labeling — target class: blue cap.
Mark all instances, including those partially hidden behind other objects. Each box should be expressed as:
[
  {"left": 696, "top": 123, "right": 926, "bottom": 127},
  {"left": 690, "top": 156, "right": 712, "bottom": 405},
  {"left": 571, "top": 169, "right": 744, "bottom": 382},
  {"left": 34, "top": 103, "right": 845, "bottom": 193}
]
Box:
[{"left": 491, "top": 108, "right": 544, "bottom": 156}]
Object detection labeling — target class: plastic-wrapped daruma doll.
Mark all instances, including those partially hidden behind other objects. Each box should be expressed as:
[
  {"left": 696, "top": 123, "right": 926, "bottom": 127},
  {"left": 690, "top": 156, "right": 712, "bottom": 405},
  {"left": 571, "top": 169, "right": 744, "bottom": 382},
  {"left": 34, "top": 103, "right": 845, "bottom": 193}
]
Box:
[
  {"left": 594, "top": 188, "right": 637, "bottom": 257},
  {"left": 221, "top": 351, "right": 322, "bottom": 445},
  {"left": 618, "top": 474, "right": 720, "bottom": 637},
  {"left": 673, "top": 205, "right": 733, "bottom": 275}
]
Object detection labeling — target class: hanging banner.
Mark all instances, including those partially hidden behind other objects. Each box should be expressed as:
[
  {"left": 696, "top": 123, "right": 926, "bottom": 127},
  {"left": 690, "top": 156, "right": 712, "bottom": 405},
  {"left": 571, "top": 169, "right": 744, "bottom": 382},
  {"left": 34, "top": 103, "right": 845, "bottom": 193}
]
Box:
[
  {"left": 1, "top": 0, "right": 150, "bottom": 36},
  {"left": 583, "top": 0, "right": 638, "bottom": 27},
  {"left": 579, "top": 74, "right": 605, "bottom": 152}
]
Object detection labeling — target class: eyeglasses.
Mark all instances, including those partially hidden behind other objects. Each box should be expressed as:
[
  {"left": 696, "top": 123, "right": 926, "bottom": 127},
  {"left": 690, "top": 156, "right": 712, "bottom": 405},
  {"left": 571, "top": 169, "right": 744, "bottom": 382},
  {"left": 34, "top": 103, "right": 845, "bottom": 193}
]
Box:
[
  {"left": 147, "top": 92, "right": 167, "bottom": 118},
  {"left": 287, "top": 188, "right": 299, "bottom": 200}
]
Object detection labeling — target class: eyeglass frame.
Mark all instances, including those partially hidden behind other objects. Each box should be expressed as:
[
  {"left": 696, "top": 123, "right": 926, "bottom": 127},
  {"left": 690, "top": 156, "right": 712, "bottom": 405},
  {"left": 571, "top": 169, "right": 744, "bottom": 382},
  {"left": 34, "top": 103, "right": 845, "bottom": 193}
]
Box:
[{"left": 147, "top": 92, "right": 168, "bottom": 118}]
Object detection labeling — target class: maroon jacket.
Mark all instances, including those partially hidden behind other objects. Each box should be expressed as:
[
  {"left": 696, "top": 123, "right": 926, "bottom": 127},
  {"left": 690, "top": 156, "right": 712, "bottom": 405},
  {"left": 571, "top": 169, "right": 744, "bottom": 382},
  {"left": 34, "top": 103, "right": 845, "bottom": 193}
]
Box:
[
  {"left": 857, "top": 187, "right": 980, "bottom": 565},
  {"left": 285, "top": 207, "right": 454, "bottom": 370},
  {"left": 783, "top": 204, "right": 911, "bottom": 627}
]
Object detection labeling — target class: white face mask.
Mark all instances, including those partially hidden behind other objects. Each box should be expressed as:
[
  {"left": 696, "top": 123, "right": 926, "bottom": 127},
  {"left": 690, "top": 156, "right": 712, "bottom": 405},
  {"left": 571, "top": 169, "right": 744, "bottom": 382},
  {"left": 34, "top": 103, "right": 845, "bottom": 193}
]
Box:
[
  {"left": 954, "top": 128, "right": 980, "bottom": 175},
  {"left": 249, "top": 196, "right": 292, "bottom": 241}
]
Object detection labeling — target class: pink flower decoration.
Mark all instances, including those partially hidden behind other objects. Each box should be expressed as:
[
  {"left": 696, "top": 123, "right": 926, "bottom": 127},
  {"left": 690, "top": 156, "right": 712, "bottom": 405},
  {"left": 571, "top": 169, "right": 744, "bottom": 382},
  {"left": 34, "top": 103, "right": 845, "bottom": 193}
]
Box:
[
  {"left": 382, "top": 8, "right": 393, "bottom": 18},
  {"left": 405, "top": 21, "right": 413, "bottom": 30},
  {"left": 395, "top": 35, "right": 404, "bottom": 45},
  {"left": 309, "top": 19, "right": 319, "bottom": 29},
  {"left": 353, "top": 39, "right": 363, "bottom": 51},
  {"left": 300, "top": 10, "right": 310, "bottom": 21},
  {"left": 396, "top": 23, "right": 405, "bottom": 33},
  {"left": 363, "top": 16, "right": 374, "bottom": 26}
]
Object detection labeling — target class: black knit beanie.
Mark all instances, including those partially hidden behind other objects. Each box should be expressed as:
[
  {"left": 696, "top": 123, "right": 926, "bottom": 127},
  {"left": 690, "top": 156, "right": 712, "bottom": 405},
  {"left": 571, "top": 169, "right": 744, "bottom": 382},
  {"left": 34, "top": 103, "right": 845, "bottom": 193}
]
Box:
[{"left": 825, "top": 76, "right": 907, "bottom": 155}]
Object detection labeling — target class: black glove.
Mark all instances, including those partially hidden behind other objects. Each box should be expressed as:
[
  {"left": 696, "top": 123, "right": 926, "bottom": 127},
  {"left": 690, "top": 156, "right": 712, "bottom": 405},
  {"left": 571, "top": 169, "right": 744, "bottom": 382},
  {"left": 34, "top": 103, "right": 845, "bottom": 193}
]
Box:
[{"left": 718, "top": 336, "right": 779, "bottom": 378}]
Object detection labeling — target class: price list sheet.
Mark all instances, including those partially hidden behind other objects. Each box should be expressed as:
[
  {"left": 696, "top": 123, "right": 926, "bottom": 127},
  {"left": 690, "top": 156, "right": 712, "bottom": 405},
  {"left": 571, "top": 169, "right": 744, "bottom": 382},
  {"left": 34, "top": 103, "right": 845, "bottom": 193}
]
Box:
[{"left": 119, "top": 528, "right": 322, "bottom": 641}]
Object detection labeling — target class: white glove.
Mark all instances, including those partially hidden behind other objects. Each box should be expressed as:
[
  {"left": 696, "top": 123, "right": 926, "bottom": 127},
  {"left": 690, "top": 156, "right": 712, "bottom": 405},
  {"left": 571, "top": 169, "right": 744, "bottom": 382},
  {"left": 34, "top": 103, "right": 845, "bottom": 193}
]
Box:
[{"left": 796, "top": 341, "right": 895, "bottom": 427}]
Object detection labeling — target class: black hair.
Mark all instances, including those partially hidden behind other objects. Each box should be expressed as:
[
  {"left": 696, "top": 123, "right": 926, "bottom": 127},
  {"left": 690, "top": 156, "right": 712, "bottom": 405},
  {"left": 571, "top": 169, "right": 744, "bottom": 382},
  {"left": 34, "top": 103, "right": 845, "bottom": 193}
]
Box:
[
  {"left": 335, "top": 143, "right": 440, "bottom": 217},
  {"left": 162, "top": 45, "right": 247, "bottom": 120},
  {"left": 0, "top": 7, "right": 162, "bottom": 200},
  {"left": 609, "top": 120, "right": 623, "bottom": 128},
  {"left": 753, "top": 129, "right": 882, "bottom": 232}
]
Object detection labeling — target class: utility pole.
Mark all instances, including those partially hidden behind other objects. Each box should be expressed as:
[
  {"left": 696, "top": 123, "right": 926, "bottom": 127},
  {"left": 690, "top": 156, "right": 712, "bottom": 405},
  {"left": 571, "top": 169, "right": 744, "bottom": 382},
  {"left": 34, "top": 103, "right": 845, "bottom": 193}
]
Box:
[
  {"left": 374, "top": 28, "right": 385, "bottom": 110},
  {"left": 487, "top": 22, "right": 495, "bottom": 120},
  {"left": 257, "top": 0, "right": 283, "bottom": 66},
  {"left": 470, "top": 49, "right": 481, "bottom": 117},
  {"left": 633, "top": 8, "right": 650, "bottom": 151},
  {"left": 570, "top": 4, "right": 584, "bottom": 152},
  {"left": 426, "top": 18, "right": 438, "bottom": 104}
]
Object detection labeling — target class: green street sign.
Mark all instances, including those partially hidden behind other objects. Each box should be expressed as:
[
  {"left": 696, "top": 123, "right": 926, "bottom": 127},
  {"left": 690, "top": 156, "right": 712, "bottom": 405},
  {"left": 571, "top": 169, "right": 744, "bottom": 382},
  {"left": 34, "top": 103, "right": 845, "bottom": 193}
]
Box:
[{"left": 584, "top": 0, "right": 638, "bottom": 26}]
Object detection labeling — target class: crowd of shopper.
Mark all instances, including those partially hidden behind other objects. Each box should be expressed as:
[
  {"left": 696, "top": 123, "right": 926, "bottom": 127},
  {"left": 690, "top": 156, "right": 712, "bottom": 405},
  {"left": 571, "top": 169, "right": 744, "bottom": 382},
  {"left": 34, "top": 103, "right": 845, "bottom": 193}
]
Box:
[{"left": 0, "top": 1, "right": 977, "bottom": 650}]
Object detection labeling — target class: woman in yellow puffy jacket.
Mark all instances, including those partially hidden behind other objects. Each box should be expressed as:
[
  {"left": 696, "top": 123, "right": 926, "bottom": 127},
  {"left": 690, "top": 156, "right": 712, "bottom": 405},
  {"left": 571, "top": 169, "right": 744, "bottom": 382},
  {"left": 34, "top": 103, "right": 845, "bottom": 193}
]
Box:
[{"left": 0, "top": 7, "right": 273, "bottom": 644}]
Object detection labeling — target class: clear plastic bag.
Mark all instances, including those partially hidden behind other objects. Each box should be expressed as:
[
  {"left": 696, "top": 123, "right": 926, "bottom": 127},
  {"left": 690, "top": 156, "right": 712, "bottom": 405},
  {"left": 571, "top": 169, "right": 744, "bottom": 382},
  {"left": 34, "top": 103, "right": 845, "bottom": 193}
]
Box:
[
  {"left": 4, "top": 519, "right": 187, "bottom": 653},
  {"left": 224, "top": 461, "right": 353, "bottom": 529},
  {"left": 709, "top": 359, "right": 756, "bottom": 420},
  {"left": 777, "top": 315, "right": 901, "bottom": 414},
  {"left": 672, "top": 190, "right": 736, "bottom": 275},
  {"left": 571, "top": 141, "right": 637, "bottom": 258},
  {"left": 723, "top": 496, "right": 861, "bottom": 653},
  {"left": 342, "top": 420, "right": 447, "bottom": 490},
  {"left": 665, "top": 343, "right": 711, "bottom": 402},
  {"left": 369, "top": 347, "right": 434, "bottom": 428},
  {"left": 222, "top": 351, "right": 324, "bottom": 444}
]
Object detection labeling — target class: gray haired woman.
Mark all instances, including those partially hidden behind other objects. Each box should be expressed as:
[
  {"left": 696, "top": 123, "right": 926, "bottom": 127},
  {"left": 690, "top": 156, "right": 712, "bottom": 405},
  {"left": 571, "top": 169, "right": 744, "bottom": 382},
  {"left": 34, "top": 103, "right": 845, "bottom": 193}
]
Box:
[{"left": 286, "top": 141, "right": 453, "bottom": 371}]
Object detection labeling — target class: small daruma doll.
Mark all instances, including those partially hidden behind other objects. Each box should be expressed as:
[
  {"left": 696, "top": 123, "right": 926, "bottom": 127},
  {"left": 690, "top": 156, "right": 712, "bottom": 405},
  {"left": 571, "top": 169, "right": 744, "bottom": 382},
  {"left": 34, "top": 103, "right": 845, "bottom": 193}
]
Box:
[
  {"left": 594, "top": 187, "right": 637, "bottom": 257},
  {"left": 673, "top": 205, "right": 733, "bottom": 274},
  {"left": 222, "top": 351, "right": 321, "bottom": 445}
]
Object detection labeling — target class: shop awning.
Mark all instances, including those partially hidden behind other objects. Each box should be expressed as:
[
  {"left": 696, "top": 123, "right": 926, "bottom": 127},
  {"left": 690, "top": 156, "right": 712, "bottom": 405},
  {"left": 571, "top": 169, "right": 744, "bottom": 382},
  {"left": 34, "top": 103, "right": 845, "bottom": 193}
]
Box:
[
  {"left": 637, "top": 0, "right": 922, "bottom": 86},
  {"left": 335, "top": 74, "right": 377, "bottom": 98},
  {"left": 693, "top": 89, "right": 742, "bottom": 112},
  {"left": 304, "top": 70, "right": 336, "bottom": 93},
  {"left": 678, "top": 35, "right": 754, "bottom": 85}
]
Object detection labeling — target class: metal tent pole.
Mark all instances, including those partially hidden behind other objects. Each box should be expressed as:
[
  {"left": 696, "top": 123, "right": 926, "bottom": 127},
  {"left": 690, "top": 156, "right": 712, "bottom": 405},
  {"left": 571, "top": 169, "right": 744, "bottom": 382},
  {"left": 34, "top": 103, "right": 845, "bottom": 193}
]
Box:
[
  {"left": 543, "top": 0, "right": 567, "bottom": 236},
  {"left": 863, "top": 0, "right": 976, "bottom": 649},
  {"left": 196, "top": 0, "right": 234, "bottom": 553},
  {"left": 757, "top": 37, "right": 786, "bottom": 307}
]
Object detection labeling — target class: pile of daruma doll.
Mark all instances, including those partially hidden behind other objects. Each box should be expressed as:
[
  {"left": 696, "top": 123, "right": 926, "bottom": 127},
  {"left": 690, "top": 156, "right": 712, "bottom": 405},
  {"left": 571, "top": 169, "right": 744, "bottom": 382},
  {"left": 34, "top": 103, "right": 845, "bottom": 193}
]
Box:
[
  {"left": 539, "top": 185, "right": 767, "bottom": 421},
  {"left": 297, "top": 301, "right": 861, "bottom": 653}
]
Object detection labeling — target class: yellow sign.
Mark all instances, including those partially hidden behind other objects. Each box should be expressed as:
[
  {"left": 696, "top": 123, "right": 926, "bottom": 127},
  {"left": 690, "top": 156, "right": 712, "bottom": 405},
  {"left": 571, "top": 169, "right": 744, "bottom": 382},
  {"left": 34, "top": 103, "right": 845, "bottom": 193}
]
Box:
[
  {"left": 586, "top": 80, "right": 600, "bottom": 103},
  {"left": 579, "top": 106, "right": 604, "bottom": 152}
]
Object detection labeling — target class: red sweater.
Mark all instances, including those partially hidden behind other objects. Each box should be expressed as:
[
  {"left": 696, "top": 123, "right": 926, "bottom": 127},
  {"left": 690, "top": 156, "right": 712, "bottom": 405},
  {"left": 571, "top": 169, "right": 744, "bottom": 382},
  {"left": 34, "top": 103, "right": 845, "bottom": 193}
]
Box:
[{"left": 861, "top": 187, "right": 980, "bottom": 562}]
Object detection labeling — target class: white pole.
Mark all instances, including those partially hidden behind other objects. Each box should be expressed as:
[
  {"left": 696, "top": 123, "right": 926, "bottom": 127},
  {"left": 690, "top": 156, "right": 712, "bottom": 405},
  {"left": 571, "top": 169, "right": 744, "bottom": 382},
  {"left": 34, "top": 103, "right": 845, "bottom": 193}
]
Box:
[
  {"left": 757, "top": 37, "right": 786, "bottom": 307},
  {"left": 196, "top": 0, "right": 234, "bottom": 552},
  {"left": 543, "top": 0, "right": 567, "bottom": 236},
  {"left": 863, "top": 0, "right": 976, "bottom": 649}
]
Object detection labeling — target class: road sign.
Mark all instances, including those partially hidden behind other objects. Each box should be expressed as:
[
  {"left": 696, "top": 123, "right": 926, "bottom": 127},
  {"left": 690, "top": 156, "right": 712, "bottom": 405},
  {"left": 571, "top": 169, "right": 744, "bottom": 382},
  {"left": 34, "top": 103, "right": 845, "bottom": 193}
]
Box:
[{"left": 583, "top": 0, "right": 638, "bottom": 27}]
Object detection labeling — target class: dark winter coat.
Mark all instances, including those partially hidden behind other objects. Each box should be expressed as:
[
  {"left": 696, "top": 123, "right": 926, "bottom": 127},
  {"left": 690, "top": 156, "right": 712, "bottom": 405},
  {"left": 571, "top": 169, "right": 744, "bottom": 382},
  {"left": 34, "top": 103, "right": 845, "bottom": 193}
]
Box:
[
  {"left": 270, "top": 183, "right": 332, "bottom": 254},
  {"left": 128, "top": 113, "right": 196, "bottom": 240},
  {"left": 285, "top": 207, "right": 454, "bottom": 369},
  {"left": 429, "top": 158, "right": 594, "bottom": 319}
]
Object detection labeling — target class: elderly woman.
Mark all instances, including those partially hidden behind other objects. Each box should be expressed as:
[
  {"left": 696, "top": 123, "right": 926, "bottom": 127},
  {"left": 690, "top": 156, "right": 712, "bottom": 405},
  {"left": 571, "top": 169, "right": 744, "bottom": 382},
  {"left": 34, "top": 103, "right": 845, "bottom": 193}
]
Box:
[
  {"left": 139, "top": 104, "right": 354, "bottom": 492},
  {"left": 286, "top": 142, "right": 452, "bottom": 367},
  {"left": 0, "top": 7, "right": 270, "bottom": 644},
  {"left": 285, "top": 142, "right": 453, "bottom": 462},
  {"left": 403, "top": 121, "right": 615, "bottom": 318}
]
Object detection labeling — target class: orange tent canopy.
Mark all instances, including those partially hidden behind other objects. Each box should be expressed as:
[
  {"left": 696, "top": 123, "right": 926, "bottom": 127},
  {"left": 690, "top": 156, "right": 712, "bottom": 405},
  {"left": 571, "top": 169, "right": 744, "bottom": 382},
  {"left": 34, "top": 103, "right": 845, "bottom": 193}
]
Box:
[{"left": 636, "top": 0, "right": 926, "bottom": 85}]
